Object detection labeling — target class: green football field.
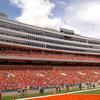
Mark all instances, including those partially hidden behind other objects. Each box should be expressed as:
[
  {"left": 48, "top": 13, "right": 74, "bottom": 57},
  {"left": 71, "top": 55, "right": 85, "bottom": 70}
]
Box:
[
  {"left": 74, "top": 89, "right": 100, "bottom": 94},
  {"left": 2, "top": 88, "right": 100, "bottom": 100}
]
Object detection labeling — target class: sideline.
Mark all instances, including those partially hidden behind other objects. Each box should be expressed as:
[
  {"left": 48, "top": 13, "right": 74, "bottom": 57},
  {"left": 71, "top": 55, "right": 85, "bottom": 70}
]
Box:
[{"left": 17, "top": 88, "right": 100, "bottom": 100}]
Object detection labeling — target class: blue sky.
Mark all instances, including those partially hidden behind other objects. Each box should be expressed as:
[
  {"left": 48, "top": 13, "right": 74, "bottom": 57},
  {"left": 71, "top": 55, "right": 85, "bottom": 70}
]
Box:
[
  {"left": 0, "top": 0, "right": 21, "bottom": 19},
  {"left": 0, "top": 0, "right": 68, "bottom": 19},
  {"left": 0, "top": 0, "right": 100, "bottom": 39}
]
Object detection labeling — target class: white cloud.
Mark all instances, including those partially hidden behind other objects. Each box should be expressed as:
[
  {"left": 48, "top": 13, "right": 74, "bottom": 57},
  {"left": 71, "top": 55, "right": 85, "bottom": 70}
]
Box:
[
  {"left": 63, "top": 0, "right": 100, "bottom": 38},
  {"left": 10, "top": 0, "right": 100, "bottom": 39},
  {"left": 10, "top": 0, "right": 61, "bottom": 29}
]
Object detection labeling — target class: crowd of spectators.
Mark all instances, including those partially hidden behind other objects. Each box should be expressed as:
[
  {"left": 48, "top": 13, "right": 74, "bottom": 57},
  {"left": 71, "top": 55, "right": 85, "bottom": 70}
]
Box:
[
  {"left": 0, "top": 47, "right": 100, "bottom": 61},
  {"left": 0, "top": 65, "right": 100, "bottom": 91}
]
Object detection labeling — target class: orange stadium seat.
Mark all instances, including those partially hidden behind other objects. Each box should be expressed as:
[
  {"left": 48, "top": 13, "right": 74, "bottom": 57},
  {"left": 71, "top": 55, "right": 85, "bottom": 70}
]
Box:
[{"left": 0, "top": 65, "right": 100, "bottom": 91}]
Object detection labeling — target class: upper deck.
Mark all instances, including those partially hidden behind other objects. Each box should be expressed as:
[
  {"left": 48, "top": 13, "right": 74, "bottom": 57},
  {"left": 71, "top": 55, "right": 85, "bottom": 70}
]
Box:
[{"left": 0, "top": 16, "right": 100, "bottom": 54}]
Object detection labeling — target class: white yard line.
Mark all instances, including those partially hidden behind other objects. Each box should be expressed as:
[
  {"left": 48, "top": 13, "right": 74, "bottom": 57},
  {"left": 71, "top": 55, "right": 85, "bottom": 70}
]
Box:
[{"left": 17, "top": 88, "right": 100, "bottom": 100}]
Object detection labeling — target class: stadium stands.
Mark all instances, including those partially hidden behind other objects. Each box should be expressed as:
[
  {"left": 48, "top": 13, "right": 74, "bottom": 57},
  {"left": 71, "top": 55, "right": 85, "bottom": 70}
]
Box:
[
  {"left": 0, "top": 46, "right": 100, "bottom": 61},
  {"left": 0, "top": 17, "right": 100, "bottom": 94},
  {"left": 0, "top": 65, "right": 100, "bottom": 91}
]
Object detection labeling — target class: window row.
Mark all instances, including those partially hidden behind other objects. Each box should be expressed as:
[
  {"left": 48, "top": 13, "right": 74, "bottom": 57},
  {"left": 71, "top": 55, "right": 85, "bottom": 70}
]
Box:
[
  {"left": 0, "top": 38, "right": 45, "bottom": 48},
  {"left": 1, "top": 32, "right": 100, "bottom": 49},
  {"left": 0, "top": 21, "right": 89, "bottom": 43}
]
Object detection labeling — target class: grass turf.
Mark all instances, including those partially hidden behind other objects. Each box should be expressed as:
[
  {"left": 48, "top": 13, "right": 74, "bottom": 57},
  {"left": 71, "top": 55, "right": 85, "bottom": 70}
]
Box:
[
  {"left": 2, "top": 88, "right": 100, "bottom": 100},
  {"left": 74, "top": 89, "right": 100, "bottom": 94}
]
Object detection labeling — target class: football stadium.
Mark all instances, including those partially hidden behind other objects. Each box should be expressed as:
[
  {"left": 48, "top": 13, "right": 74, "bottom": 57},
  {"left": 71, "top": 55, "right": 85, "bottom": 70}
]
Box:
[{"left": 0, "top": 15, "right": 100, "bottom": 100}]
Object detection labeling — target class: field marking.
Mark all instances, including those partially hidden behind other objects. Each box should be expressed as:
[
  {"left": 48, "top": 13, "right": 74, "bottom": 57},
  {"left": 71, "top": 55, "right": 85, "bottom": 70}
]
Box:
[{"left": 17, "top": 88, "right": 100, "bottom": 100}]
